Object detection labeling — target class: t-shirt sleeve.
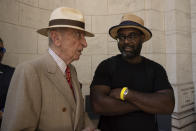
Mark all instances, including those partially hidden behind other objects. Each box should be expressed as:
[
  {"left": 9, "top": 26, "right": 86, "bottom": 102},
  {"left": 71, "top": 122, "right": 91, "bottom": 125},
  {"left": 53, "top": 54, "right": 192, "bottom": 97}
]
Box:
[
  {"left": 153, "top": 64, "right": 173, "bottom": 92},
  {"left": 90, "top": 60, "right": 111, "bottom": 88}
]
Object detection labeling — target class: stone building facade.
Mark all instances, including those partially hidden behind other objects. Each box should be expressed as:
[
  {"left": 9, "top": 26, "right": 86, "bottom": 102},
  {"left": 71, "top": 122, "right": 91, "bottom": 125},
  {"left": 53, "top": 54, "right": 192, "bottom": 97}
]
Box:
[{"left": 0, "top": 0, "right": 195, "bottom": 130}]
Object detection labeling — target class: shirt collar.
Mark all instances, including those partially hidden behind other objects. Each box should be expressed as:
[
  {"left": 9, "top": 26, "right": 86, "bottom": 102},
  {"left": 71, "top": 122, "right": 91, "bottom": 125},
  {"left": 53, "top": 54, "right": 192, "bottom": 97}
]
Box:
[{"left": 48, "top": 48, "right": 67, "bottom": 74}]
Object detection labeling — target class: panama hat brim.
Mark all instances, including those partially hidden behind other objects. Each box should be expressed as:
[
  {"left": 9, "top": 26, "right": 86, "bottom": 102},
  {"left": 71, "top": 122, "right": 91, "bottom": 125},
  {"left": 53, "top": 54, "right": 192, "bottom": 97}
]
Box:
[
  {"left": 37, "top": 7, "right": 94, "bottom": 37},
  {"left": 109, "top": 21, "right": 152, "bottom": 42},
  {"left": 37, "top": 25, "right": 94, "bottom": 37}
]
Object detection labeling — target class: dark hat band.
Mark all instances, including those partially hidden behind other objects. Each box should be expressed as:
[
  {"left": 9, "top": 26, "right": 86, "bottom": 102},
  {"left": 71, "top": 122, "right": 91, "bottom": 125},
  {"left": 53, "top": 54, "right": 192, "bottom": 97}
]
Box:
[
  {"left": 49, "top": 19, "right": 85, "bottom": 29},
  {"left": 120, "top": 20, "right": 142, "bottom": 27},
  {"left": 109, "top": 20, "right": 152, "bottom": 37},
  {"left": 118, "top": 21, "right": 151, "bottom": 35}
]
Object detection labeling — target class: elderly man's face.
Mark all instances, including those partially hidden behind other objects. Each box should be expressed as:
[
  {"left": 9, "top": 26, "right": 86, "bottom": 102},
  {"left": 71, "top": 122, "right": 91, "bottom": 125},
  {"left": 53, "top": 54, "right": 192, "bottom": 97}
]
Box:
[
  {"left": 117, "top": 28, "right": 144, "bottom": 59},
  {"left": 57, "top": 28, "right": 87, "bottom": 63}
]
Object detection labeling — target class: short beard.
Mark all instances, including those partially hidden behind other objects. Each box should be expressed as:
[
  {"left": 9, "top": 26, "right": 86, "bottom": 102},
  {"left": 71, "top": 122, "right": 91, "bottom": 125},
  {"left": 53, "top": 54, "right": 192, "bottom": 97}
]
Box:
[{"left": 118, "top": 41, "right": 143, "bottom": 59}]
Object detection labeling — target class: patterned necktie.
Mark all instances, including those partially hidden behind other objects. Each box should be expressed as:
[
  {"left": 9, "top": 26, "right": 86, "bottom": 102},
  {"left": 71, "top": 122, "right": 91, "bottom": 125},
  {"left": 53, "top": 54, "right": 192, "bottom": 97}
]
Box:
[{"left": 65, "top": 66, "right": 75, "bottom": 98}]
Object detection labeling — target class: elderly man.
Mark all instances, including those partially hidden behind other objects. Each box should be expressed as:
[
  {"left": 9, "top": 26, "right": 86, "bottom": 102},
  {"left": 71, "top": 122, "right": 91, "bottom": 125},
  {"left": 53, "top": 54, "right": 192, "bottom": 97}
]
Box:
[
  {"left": 0, "top": 38, "right": 14, "bottom": 126},
  {"left": 1, "top": 7, "right": 96, "bottom": 131},
  {"left": 90, "top": 13, "right": 175, "bottom": 131}
]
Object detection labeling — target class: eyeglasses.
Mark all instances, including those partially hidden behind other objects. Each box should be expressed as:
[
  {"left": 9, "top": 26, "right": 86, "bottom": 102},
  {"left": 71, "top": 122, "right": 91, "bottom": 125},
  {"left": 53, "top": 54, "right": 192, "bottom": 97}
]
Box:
[
  {"left": 0, "top": 47, "right": 6, "bottom": 53},
  {"left": 117, "top": 32, "right": 141, "bottom": 42}
]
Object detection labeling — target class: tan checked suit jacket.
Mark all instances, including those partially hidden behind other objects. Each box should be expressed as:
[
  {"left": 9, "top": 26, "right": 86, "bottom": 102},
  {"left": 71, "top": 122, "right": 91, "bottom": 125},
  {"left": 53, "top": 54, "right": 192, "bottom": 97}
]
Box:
[{"left": 1, "top": 53, "right": 94, "bottom": 131}]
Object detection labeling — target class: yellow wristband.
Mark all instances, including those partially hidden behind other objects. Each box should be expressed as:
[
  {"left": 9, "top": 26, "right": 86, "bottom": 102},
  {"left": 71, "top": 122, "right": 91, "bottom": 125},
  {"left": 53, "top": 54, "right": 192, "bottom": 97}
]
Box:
[{"left": 120, "top": 87, "right": 128, "bottom": 101}]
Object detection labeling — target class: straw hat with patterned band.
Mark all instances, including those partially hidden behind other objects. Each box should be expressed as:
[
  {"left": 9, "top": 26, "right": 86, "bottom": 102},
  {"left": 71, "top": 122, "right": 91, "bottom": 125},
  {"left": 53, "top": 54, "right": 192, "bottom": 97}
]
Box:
[
  {"left": 37, "top": 7, "right": 94, "bottom": 37},
  {"left": 109, "top": 13, "right": 152, "bottom": 42}
]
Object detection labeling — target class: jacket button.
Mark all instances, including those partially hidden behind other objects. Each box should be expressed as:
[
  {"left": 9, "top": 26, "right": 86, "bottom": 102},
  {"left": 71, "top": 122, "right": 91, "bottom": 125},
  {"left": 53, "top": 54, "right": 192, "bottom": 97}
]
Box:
[{"left": 62, "top": 107, "right": 66, "bottom": 112}]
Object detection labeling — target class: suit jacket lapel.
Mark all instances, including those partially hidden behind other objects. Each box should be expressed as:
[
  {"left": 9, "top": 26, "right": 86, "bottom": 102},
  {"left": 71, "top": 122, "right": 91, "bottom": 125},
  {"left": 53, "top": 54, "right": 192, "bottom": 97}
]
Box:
[
  {"left": 45, "top": 54, "right": 76, "bottom": 109},
  {"left": 70, "top": 66, "right": 84, "bottom": 130},
  {"left": 73, "top": 81, "right": 81, "bottom": 130},
  {"left": 44, "top": 53, "right": 84, "bottom": 130}
]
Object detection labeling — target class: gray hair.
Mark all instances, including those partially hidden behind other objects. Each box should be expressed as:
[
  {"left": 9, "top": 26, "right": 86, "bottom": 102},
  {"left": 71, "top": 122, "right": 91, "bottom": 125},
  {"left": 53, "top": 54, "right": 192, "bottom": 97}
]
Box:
[{"left": 48, "top": 31, "right": 53, "bottom": 47}]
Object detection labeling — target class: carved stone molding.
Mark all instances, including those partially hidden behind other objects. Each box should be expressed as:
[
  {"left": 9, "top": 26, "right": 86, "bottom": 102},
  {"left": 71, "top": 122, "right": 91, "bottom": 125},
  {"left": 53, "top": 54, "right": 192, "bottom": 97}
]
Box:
[
  {"left": 172, "top": 82, "right": 195, "bottom": 131},
  {"left": 173, "top": 82, "right": 194, "bottom": 113}
]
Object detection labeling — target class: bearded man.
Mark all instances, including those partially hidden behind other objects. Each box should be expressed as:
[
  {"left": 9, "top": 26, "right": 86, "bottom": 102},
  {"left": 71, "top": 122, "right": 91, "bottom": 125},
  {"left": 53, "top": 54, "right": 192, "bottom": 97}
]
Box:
[{"left": 90, "top": 13, "right": 175, "bottom": 131}]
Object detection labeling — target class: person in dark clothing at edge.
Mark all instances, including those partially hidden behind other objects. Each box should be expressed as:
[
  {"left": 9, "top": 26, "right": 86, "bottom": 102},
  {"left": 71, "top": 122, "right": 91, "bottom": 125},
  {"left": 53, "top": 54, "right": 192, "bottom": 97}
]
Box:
[
  {"left": 90, "top": 13, "right": 175, "bottom": 131},
  {"left": 0, "top": 38, "right": 15, "bottom": 126}
]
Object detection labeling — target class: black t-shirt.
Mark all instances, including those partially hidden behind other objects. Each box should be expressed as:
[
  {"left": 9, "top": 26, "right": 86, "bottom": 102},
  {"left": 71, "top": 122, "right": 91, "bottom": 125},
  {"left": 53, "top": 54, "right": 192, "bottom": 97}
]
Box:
[{"left": 91, "top": 54, "right": 172, "bottom": 131}]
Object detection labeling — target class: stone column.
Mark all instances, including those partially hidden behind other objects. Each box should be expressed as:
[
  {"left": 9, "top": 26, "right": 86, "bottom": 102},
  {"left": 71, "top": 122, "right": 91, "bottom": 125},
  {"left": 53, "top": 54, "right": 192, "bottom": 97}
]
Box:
[
  {"left": 165, "top": 0, "right": 196, "bottom": 130},
  {"left": 191, "top": 0, "right": 196, "bottom": 115}
]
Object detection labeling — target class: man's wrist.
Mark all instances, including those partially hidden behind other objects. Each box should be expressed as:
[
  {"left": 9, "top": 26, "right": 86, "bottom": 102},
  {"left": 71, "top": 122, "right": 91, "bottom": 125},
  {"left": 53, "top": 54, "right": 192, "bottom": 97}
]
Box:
[{"left": 120, "top": 87, "right": 129, "bottom": 101}]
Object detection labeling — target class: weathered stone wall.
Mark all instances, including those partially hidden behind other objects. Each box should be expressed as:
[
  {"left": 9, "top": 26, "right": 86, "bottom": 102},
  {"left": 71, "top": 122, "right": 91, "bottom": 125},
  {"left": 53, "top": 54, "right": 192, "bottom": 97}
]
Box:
[{"left": 0, "top": 0, "right": 195, "bottom": 130}]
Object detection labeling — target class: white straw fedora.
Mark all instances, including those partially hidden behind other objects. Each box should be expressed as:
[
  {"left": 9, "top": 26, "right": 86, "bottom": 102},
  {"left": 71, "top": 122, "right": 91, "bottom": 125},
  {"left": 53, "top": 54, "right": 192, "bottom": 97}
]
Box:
[
  {"left": 37, "top": 7, "right": 94, "bottom": 37},
  {"left": 109, "top": 13, "right": 152, "bottom": 42}
]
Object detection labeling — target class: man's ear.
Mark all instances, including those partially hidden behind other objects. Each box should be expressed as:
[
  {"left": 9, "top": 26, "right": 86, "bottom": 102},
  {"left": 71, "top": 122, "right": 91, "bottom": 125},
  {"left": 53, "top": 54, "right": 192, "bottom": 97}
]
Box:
[{"left": 50, "top": 31, "right": 61, "bottom": 47}]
